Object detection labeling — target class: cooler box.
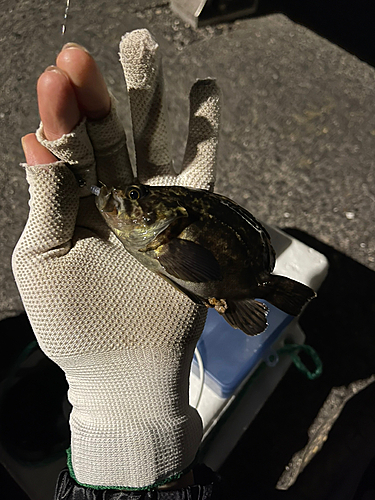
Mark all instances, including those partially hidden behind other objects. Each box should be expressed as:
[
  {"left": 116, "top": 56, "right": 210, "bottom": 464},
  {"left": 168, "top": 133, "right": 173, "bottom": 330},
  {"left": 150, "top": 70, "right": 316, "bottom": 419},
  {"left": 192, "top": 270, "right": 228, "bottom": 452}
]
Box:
[{"left": 189, "top": 224, "right": 328, "bottom": 469}]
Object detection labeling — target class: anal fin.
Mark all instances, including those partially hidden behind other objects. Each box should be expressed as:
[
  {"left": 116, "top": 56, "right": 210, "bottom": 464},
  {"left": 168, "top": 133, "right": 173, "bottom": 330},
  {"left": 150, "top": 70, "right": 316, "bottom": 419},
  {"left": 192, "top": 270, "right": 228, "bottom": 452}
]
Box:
[{"left": 223, "top": 298, "right": 268, "bottom": 336}]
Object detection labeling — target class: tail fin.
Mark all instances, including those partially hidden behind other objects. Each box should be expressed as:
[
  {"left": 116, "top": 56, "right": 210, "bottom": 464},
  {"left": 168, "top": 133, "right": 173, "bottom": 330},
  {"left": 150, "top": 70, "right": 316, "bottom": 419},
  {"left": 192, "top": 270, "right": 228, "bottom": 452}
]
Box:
[
  {"left": 223, "top": 298, "right": 269, "bottom": 336},
  {"left": 257, "top": 275, "right": 316, "bottom": 316}
]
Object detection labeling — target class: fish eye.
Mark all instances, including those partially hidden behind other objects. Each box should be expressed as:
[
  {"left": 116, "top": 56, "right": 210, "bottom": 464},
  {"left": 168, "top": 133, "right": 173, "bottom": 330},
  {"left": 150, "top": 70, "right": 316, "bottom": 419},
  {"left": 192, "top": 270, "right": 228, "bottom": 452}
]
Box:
[
  {"left": 127, "top": 187, "right": 141, "bottom": 200},
  {"left": 126, "top": 185, "right": 149, "bottom": 201}
]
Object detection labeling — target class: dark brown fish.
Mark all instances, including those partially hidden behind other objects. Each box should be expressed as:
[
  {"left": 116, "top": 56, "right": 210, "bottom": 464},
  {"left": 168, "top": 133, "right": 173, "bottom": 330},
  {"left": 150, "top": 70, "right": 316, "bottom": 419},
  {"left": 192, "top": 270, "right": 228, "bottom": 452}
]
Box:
[{"left": 92, "top": 183, "right": 316, "bottom": 335}]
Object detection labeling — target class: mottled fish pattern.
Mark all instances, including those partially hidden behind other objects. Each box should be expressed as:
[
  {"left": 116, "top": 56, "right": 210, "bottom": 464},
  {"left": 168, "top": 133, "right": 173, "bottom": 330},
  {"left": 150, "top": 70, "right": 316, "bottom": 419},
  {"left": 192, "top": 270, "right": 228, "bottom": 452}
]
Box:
[{"left": 93, "top": 183, "right": 316, "bottom": 336}]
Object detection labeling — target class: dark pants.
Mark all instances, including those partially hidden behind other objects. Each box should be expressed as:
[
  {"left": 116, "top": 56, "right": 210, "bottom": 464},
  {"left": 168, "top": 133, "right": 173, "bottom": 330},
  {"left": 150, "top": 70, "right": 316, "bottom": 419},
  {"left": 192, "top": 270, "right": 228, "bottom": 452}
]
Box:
[{"left": 54, "top": 465, "right": 221, "bottom": 500}]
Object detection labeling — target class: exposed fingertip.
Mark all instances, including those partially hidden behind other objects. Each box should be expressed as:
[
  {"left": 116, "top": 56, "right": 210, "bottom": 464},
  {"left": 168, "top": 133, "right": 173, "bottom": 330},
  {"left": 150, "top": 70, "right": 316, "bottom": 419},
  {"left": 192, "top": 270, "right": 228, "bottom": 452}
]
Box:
[
  {"left": 21, "top": 133, "right": 57, "bottom": 166},
  {"left": 37, "top": 68, "right": 81, "bottom": 140},
  {"left": 57, "top": 44, "right": 92, "bottom": 68},
  {"left": 61, "top": 42, "right": 89, "bottom": 52},
  {"left": 44, "top": 65, "right": 69, "bottom": 76},
  {"left": 56, "top": 46, "right": 111, "bottom": 120}
]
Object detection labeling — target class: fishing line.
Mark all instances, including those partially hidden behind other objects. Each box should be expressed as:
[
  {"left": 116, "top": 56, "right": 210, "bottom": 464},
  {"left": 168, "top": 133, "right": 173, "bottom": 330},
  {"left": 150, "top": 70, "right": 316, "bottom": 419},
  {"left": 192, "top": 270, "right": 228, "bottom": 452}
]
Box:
[
  {"left": 193, "top": 347, "right": 205, "bottom": 410},
  {"left": 61, "top": 0, "right": 70, "bottom": 40}
]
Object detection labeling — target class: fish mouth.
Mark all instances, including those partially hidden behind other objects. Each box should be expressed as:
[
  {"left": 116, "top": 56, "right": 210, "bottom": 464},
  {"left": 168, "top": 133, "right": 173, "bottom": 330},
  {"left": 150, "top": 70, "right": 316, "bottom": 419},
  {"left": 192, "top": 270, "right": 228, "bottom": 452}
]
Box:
[
  {"left": 91, "top": 185, "right": 130, "bottom": 216},
  {"left": 91, "top": 184, "right": 179, "bottom": 249},
  {"left": 91, "top": 184, "right": 116, "bottom": 213}
]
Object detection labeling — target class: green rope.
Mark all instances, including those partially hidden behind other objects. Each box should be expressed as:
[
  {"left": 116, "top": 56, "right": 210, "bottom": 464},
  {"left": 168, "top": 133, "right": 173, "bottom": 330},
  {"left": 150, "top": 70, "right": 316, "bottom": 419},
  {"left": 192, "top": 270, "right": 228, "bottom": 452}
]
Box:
[
  {"left": 197, "top": 342, "right": 322, "bottom": 460},
  {"left": 278, "top": 343, "right": 323, "bottom": 380}
]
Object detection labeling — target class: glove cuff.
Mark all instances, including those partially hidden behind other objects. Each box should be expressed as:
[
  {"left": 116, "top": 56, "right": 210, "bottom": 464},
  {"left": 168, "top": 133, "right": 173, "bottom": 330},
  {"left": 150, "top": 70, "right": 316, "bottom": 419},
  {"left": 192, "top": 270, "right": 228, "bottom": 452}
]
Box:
[{"left": 60, "top": 346, "right": 203, "bottom": 489}]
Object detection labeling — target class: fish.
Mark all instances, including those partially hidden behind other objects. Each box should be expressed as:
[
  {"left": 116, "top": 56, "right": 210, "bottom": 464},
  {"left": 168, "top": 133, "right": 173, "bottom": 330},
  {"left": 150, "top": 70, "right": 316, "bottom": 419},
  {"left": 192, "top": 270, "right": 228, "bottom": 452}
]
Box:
[{"left": 92, "top": 183, "right": 316, "bottom": 336}]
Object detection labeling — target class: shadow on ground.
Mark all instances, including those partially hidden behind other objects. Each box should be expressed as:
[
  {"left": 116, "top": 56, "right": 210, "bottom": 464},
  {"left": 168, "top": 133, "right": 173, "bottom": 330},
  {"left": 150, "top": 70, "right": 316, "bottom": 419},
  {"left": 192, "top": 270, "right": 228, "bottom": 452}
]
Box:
[
  {"left": 0, "top": 314, "right": 69, "bottom": 499},
  {"left": 220, "top": 229, "right": 375, "bottom": 499},
  {"left": 1, "top": 231, "right": 375, "bottom": 499},
  {"left": 254, "top": 0, "right": 375, "bottom": 67}
]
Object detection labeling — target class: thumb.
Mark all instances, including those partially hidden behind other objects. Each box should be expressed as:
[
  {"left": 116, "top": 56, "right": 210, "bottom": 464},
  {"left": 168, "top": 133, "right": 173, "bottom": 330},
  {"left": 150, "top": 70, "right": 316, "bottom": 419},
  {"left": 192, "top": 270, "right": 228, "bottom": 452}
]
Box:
[
  {"left": 22, "top": 133, "right": 56, "bottom": 165},
  {"left": 15, "top": 134, "right": 79, "bottom": 258}
]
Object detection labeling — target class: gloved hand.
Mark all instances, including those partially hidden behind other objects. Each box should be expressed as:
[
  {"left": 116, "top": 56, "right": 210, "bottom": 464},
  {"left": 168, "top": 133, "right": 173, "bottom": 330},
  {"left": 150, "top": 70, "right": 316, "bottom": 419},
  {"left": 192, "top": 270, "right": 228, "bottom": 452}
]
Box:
[{"left": 12, "top": 29, "right": 220, "bottom": 490}]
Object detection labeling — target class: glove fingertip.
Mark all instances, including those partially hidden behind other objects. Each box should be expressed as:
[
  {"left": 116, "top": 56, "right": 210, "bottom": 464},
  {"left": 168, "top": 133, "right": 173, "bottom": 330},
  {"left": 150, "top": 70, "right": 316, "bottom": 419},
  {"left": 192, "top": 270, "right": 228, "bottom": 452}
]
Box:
[
  {"left": 190, "top": 77, "right": 220, "bottom": 96},
  {"left": 189, "top": 78, "right": 221, "bottom": 119},
  {"left": 191, "top": 77, "right": 219, "bottom": 90},
  {"left": 35, "top": 119, "right": 98, "bottom": 197},
  {"left": 119, "top": 29, "right": 160, "bottom": 90},
  {"left": 178, "top": 79, "right": 221, "bottom": 191},
  {"left": 119, "top": 29, "right": 159, "bottom": 58}
]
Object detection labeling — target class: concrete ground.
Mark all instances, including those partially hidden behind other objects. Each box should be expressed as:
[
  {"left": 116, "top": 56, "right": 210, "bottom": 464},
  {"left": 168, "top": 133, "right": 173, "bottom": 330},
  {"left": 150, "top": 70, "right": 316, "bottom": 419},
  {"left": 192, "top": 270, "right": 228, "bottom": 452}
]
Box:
[{"left": 1, "top": 0, "right": 375, "bottom": 498}]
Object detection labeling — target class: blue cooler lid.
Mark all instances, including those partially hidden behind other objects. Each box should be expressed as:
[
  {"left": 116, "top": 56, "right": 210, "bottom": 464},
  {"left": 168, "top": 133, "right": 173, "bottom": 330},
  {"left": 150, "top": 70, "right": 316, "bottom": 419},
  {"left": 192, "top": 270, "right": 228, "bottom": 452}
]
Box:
[{"left": 192, "top": 302, "right": 293, "bottom": 398}]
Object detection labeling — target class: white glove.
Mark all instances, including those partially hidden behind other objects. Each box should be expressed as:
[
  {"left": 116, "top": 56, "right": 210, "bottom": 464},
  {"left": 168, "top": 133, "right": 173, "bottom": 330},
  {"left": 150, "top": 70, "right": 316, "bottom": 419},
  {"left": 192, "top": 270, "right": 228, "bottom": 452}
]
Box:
[{"left": 12, "top": 29, "right": 220, "bottom": 490}]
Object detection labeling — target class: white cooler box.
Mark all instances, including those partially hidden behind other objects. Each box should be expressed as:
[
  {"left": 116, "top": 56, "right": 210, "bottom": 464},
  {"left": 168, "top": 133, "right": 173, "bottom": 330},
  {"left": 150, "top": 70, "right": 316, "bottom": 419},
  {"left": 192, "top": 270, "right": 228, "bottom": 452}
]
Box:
[{"left": 189, "top": 224, "right": 328, "bottom": 470}]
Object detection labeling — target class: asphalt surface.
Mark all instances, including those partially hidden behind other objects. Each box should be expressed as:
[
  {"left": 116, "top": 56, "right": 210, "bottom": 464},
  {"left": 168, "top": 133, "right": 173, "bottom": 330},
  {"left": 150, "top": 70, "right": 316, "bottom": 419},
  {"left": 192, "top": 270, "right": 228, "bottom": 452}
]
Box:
[{"left": 1, "top": 0, "right": 375, "bottom": 498}]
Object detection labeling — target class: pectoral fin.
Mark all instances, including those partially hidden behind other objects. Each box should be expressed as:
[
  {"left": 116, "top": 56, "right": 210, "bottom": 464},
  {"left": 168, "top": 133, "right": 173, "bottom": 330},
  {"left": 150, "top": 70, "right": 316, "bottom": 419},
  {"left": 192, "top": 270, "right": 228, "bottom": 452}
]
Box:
[
  {"left": 157, "top": 273, "right": 203, "bottom": 305},
  {"left": 157, "top": 238, "right": 222, "bottom": 283}
]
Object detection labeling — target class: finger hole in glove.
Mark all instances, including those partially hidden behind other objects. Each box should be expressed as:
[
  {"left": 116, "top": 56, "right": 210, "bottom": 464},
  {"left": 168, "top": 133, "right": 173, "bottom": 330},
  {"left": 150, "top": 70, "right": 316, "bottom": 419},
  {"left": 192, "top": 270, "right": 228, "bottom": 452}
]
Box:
[{"left": 36, "top": 119, "right": 96, "bottom": 197}]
